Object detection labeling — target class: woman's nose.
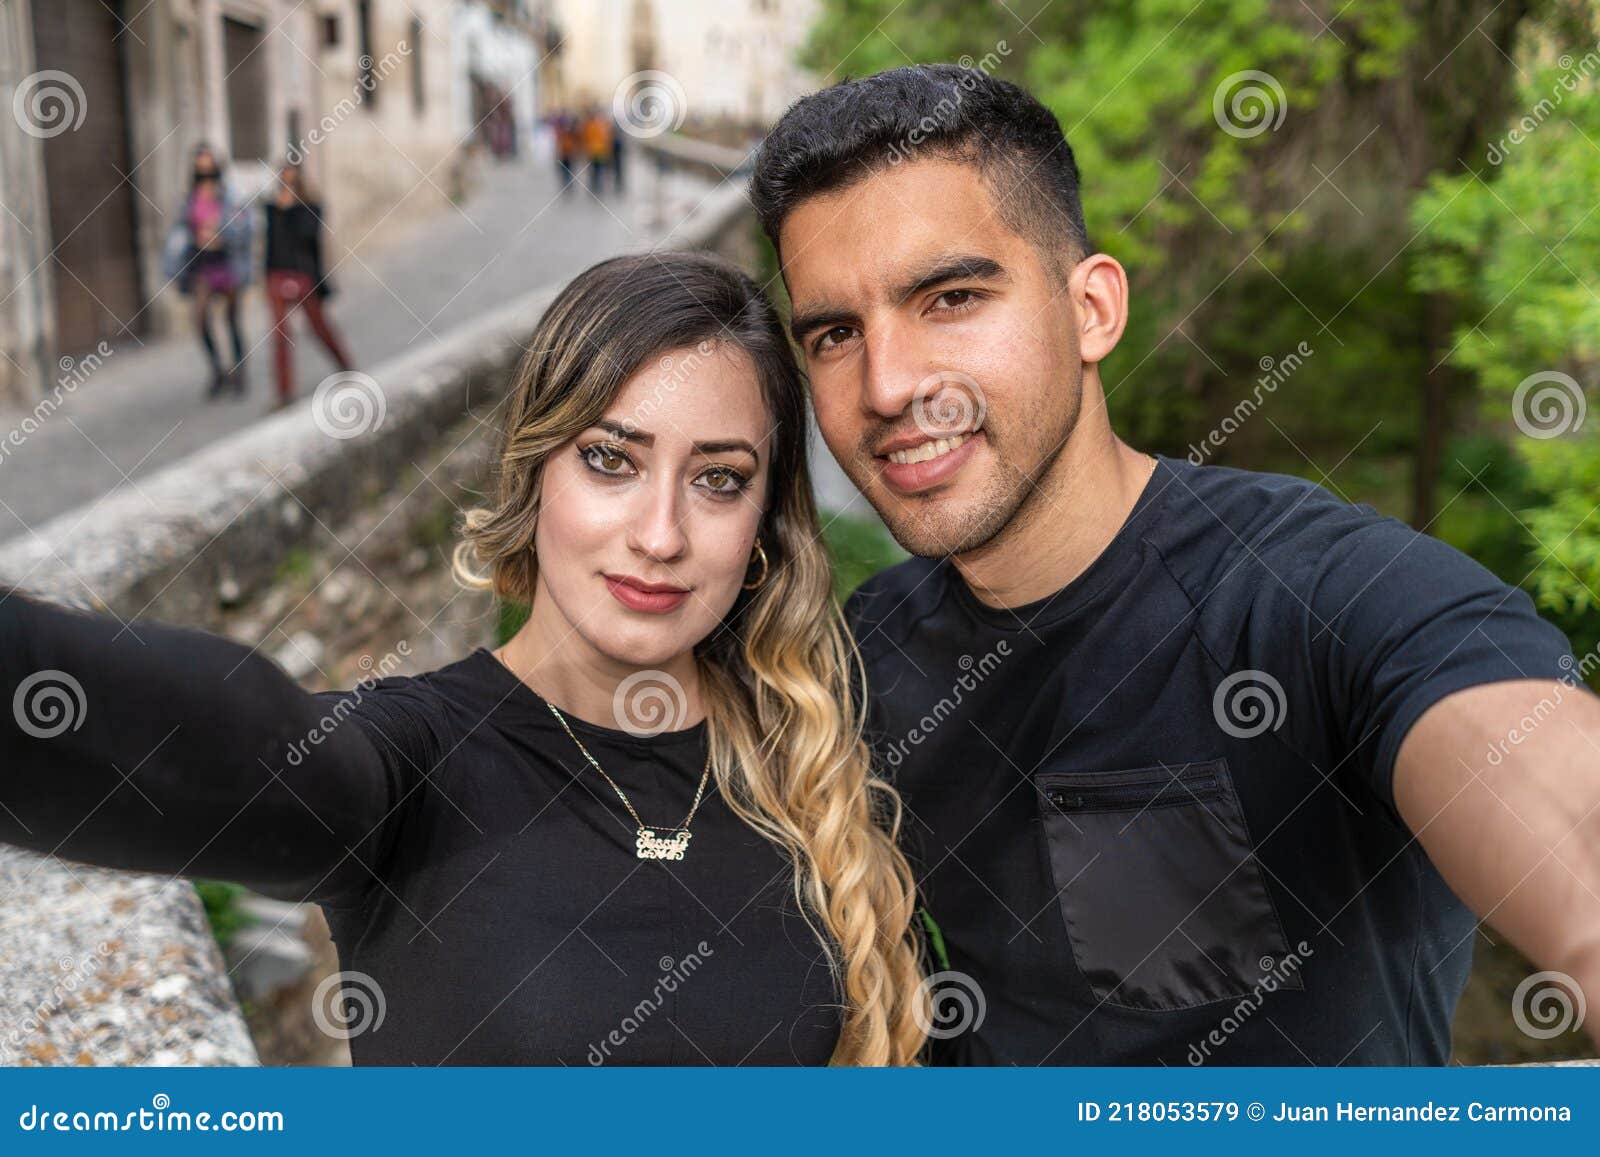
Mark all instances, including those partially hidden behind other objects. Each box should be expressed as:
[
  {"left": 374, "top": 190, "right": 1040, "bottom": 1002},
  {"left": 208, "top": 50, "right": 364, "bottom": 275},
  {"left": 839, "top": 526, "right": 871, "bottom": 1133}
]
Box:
[{"left": 627, "top": 482, "right": 688, "bottom": 562}]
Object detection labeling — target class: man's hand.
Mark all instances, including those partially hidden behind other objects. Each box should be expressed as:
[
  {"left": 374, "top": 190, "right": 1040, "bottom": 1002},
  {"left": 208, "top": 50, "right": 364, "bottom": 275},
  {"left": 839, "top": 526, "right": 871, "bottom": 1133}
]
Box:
[{"left": 1395, "top": 678, "right": 1600, "bottom": 1052}]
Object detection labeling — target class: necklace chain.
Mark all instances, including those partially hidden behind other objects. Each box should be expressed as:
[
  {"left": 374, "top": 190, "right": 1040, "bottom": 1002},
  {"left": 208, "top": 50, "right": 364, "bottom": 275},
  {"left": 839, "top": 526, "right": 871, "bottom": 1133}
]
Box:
[{"left": 544, "top": 699, "right": 713, "bottom": 835}]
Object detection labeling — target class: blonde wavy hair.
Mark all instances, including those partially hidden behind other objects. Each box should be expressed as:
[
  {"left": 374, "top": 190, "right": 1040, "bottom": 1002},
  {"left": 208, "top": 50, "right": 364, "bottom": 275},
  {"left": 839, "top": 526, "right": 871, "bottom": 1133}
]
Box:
[{"left": 451, "top": 252, "right": 929, "bottom": 1065}]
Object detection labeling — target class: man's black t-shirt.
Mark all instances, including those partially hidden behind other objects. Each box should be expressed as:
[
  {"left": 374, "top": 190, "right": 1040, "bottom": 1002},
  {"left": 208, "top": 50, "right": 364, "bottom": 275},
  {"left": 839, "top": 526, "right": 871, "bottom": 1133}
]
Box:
[{"left": 845, "top": 454, "right": 1577, "bottom": 1065}]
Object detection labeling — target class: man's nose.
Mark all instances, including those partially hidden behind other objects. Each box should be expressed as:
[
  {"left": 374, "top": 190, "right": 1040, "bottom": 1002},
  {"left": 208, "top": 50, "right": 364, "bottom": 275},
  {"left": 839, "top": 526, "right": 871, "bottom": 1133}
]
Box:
[{"left": 861, "top": 319, "right": 926, "bottom": 421}]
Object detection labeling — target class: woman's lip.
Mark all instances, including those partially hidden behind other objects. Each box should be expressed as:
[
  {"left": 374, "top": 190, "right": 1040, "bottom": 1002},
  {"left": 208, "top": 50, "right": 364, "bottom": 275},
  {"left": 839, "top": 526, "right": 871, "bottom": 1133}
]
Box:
[
  {"left": 877, "top": 429, "right": 984, "bottom": 495},
  {"left": 604, "top": 575, "right": 690, "bottom": 613}
]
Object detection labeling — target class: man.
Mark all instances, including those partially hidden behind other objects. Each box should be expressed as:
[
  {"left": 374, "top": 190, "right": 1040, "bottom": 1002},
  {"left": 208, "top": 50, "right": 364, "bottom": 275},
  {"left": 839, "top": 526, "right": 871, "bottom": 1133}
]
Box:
[{"left": 750, "top": 64, "right": 1600, "bottom": 1064}]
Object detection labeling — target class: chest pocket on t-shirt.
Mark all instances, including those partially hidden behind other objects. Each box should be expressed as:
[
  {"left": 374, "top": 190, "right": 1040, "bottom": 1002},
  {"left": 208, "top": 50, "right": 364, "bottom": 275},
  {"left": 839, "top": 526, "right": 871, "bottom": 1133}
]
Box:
[{"left": 1035, "top": 758, "right": 1299, "bottom": 1011}]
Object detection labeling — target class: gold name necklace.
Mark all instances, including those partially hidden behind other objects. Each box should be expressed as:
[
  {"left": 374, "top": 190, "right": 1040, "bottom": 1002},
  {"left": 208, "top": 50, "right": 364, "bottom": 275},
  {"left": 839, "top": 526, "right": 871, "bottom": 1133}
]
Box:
[{"left": 544, "top": 700, "right": 713, "bottom": 861}]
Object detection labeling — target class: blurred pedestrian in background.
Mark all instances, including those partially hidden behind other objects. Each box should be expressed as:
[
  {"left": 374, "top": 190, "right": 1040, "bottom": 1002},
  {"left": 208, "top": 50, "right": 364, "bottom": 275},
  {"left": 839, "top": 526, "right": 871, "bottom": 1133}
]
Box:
[
  {"left": 263, "top": 161, "right": 355, "bottom": 412},
  {"left": 161, "top": 144, "right": 253, "bottom": 400},
  {"left": 553, "top": 110, "right": 579, "bottom": 192},
  {"left": 582, "top": 107, "right": 614, "bottom": 194},
  {"left": 609, "top": 110, "right": 626, "bottom": 193}
]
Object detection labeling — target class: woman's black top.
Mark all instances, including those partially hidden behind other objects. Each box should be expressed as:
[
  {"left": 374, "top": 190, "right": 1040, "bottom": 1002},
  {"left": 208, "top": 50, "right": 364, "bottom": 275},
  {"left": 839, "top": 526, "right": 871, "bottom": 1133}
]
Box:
[
  {"left": 263, "top": 200, "right": 327, "bottom": 282},
  {"left": 0, "top": 594, "right": 842, "bottom": 1065}
]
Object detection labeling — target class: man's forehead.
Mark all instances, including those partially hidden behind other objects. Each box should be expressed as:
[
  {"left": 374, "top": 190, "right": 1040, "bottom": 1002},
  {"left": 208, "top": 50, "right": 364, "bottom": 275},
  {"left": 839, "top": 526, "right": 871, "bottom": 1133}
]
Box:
[{"left": 778, "top": 158, "right": 1014, "bottom": 301}]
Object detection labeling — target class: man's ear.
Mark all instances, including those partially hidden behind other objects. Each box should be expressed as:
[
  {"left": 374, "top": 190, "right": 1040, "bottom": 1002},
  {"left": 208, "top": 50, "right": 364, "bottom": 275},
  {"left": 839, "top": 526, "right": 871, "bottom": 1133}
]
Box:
[{"left": 1069, "top": 253, "right": 1129, "bottom": 365}]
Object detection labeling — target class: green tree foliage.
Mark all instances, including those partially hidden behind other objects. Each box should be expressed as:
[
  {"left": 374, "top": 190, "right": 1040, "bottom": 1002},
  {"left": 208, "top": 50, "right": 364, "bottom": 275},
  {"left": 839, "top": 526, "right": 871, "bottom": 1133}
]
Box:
[{"left": 1412, "top": 43, "right": 1600, "bottom": 654}]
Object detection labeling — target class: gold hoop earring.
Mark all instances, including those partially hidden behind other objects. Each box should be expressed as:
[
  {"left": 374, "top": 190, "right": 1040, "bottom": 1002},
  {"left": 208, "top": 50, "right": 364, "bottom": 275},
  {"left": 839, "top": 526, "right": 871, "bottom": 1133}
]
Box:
[{"left": 742, "top": 535, "right": 769, "bottom": 590}]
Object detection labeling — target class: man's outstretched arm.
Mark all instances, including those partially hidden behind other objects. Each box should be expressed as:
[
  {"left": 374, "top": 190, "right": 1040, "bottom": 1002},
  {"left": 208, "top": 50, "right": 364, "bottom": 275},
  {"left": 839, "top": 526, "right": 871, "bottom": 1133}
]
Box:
[{"left": 1395, "top": 679, "right": 1600, "bottom": 1051}]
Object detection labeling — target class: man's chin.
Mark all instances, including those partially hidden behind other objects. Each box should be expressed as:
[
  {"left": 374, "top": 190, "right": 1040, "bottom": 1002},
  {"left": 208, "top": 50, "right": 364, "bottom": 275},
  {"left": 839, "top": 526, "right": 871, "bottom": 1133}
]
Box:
[{"left": 874, "top": 495, "right": 1015, "bottom": 561}]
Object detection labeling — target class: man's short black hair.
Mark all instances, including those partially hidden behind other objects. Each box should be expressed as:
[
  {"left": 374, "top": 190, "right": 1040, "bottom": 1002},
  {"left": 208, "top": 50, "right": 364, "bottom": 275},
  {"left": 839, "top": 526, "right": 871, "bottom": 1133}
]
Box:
[{"left": 750, "top": 63, "right": 1091, "bottom": 267}]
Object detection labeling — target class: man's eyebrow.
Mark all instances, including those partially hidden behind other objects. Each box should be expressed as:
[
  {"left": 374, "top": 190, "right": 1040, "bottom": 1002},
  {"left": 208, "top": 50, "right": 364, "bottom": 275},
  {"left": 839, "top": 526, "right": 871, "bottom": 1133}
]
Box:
[
  {"left": 787, "top": 255, "right": 1007, "bottom": 345},
  {"left": 893, "top": 254, "right": 1008, "bottom": 303},
  {"left": 592, "top": 420, "right": 760, "bottom": 464}
]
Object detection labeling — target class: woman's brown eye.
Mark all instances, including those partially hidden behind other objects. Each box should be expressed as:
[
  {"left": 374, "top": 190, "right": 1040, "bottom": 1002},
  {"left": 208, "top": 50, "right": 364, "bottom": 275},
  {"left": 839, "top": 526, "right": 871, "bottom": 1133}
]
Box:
[
  {"left": 583, "top": 444, "right": 628, "bottom": 473},
  {"left": 701, "top": 468, "right": 744, "bottom": 495}
]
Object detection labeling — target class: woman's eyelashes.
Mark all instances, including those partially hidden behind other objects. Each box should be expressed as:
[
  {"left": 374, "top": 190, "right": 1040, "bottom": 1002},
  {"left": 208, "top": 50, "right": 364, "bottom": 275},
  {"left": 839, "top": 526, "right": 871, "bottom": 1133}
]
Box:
[
  {"left": 580, "top": 441, "right": 632, "bottom": 476},
  {"left": 695, "top": 465, "right": 751, "bottom": 498},
  {"left": 577, "top": 442, "right": 752, "bottom": 500}
]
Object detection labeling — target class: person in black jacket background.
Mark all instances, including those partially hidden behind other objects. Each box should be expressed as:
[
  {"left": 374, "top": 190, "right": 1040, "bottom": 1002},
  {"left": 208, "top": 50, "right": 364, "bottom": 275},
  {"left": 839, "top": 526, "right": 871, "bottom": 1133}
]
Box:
[{"left": 264, "top": 161, "right": 355, "bottom": 410}]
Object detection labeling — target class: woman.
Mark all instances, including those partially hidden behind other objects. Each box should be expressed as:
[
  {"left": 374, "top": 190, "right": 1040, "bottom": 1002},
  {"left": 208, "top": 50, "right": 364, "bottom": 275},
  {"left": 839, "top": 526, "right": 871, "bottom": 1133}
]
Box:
[
  {"left": 160, "top": 144, "right": 253, "bottom": 399},
  {"left": 0, "top": 252, "right": 928, "bottom": 1066},
  {"left": 263, "top": 162, "right": 355, "bottom": 410}
]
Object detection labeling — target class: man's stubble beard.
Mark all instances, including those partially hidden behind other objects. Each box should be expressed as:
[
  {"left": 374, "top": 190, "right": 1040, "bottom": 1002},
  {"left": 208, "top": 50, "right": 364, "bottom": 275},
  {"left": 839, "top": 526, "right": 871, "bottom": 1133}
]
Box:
[{"left": 862, "top": 377, "right": 1084, "bottom": 561}]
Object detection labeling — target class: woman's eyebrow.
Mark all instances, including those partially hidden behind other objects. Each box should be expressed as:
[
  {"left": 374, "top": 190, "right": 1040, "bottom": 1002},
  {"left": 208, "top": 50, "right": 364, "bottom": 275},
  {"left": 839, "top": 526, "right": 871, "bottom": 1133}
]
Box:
[
  {"left": 693, "top": 439, "right": 758, "bottom": 458},
  {"left": 594, "top": 418, "right": 650, "bottom": 444},
  {"left": 593, "top": 420, "right": 760, "bottom": 464}
]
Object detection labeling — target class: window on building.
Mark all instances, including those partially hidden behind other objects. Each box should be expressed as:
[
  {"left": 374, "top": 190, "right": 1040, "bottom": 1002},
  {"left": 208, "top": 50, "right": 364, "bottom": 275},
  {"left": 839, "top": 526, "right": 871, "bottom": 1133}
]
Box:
[
  {"left": 222, "top": 16, "right": 269, "bottom": 161},
  {"left": 321, "top": 15, "right": 340, "bottom": 49},
  {"left": 410, "top": 17, "right": 424, "bottom": 114},
  {"left": 357, "top": 0, "right": 376, "bottom": 107}
]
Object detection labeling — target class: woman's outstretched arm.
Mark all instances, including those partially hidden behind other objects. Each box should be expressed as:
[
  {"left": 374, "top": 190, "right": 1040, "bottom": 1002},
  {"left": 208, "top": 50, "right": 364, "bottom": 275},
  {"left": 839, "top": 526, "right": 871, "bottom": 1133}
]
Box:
[{"left": 0, "top": 585, "right": 401, "bottom": 905}]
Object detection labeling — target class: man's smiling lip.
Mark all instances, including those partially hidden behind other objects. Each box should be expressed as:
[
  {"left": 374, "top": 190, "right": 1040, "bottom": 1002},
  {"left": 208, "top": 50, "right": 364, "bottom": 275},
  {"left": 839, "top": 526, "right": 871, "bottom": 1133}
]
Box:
[
  {"left": 875, "top": 429, "right": 984, "bottom": 494},
  {"left": 873, "top": 423, "right": 982, "bottom": 457}
]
